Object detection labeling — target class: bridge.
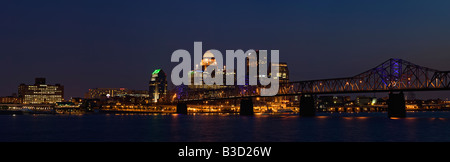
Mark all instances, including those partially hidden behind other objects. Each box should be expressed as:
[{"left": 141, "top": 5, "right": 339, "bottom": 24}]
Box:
[{"left": 174, "top": 58, "right": 450, "bottom": 117}]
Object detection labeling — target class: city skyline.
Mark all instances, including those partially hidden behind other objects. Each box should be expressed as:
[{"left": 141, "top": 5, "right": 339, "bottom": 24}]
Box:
[
  {"left": 4, "top": 0, "right": 450, "bottom": 147},
  {"left": 2, "top": 0, "right": 450, "bottom": 99},
  {"left": 5, "top": 58, "right": 450, "bottom": 101}
]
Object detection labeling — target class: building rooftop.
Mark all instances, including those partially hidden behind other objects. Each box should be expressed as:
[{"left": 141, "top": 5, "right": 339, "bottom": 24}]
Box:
[{"left": 152, "top": 69, "right": 161, "bottom": 75}]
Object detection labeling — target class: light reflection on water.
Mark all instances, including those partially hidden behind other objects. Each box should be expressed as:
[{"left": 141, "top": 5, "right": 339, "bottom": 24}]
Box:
[{"left": 1, "top": 111, "right": 450, "bottom": 142}]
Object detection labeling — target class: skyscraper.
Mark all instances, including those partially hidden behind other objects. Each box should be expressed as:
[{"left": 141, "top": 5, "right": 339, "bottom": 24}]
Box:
[
  {"left": 271, "top": 62, "right": 289, "bottom": 83},
  {"left": 149, "top": 69, "right": 167, "bottom": 103}
]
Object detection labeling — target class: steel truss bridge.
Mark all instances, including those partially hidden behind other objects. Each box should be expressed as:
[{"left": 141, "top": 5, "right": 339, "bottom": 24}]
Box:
[{"left": 175, "top": 58, "right": 450, "bottom": 101}]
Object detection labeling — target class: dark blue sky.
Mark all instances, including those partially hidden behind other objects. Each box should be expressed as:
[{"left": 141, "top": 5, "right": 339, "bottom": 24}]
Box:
[{"left": 1, "top": 0, "right": 450, "bottom": 99}]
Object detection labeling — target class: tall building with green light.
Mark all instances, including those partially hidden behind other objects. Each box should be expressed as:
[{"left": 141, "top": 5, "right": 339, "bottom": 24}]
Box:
[{"left": 149, "top": 69, "right": 167, "bottom": 103}]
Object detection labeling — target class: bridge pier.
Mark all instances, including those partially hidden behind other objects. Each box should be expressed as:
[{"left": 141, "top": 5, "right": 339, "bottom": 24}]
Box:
[
  {"left": 176, "top": 102, "right": 188, "bottom": 114},
  {"left": 299, "top": 95, "right": 315, "bottom": 117},
  {"left": 240, "top": 98, "right": 254, "bottom": 116},
  {"left": 388, "top": 91, "right": 406, "bottom": 118}
]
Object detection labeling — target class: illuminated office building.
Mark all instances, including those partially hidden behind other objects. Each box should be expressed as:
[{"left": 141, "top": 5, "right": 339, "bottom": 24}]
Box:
[
  {"left": 188, "top": 50, "right": 232, "bottom": 89},
  {"left": 270, "top": 62, "right": 289, "bottom": 83},
  {"left": 18, "top": 78, "right": 64, "bottom": 104},
  {"left": 149, "top": 69, "right": 167, "bottom": 103}
]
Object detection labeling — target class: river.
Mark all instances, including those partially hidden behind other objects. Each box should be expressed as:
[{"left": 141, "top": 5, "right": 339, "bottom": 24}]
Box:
[{"left": 1, "top": 111, "right": 450, "bottom": 142}]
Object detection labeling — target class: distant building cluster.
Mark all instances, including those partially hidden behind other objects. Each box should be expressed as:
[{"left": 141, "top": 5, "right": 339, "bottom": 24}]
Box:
[
  {"left": 84, "top": 88, "right": 149, "bottom": 99},
  {"left": 187, "top": 50, "right": 289, "bottom": 90}
]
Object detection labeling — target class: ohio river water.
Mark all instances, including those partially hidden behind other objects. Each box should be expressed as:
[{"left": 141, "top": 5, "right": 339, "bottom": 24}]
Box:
[{"left": 1, "top": 111, "right": 450, "bottom": 142}]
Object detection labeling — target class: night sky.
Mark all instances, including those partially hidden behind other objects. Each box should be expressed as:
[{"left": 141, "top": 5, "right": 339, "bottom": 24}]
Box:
[{"left": 1, "top": 0, "right": 450, "bottom": 99}]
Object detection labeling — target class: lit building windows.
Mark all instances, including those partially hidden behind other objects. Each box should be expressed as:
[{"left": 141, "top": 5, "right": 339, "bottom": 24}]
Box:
[
  {"left": 149, "top": 69, "right": 167, "bottom": 103},
  {"left": 18, "top": 78, "right": 64, "bottom": 104},
  {"left": 84, "top": 88, "right": 129, "bottom": 99}
]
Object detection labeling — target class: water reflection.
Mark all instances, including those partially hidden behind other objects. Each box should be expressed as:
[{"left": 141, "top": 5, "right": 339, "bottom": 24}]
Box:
[{"left": 1, "top": 111, "right": 450, "bottom": 142}]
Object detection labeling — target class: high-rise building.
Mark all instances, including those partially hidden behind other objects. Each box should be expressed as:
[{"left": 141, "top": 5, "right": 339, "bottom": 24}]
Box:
[
  {"left": 18, "top": 78, "right": 64, "bottom": 104},
  {"left": 188, "top": 50, "right": 231, "bottom": 89},
  {"left": 271, "top": 62, "right": 289, "bottom": 83},
  {"left": 149, "top": 69, "right": 167, "bottom": 103},
  {"left": 247, "top": 50, "right": 264, "bottom": 85}
]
